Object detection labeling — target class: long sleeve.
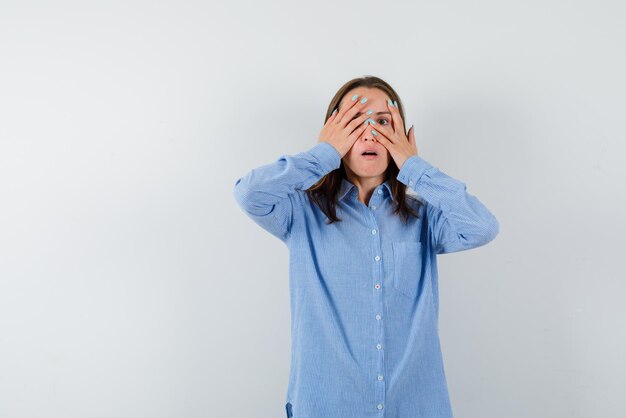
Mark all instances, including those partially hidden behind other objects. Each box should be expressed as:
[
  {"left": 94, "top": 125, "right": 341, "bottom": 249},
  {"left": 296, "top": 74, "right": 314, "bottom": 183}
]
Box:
[
  {"left": 232, "top": 141, "right": 342, "bottom": 243},
  {"left": 396, "top": 154, "right": 499, "bottom": 254}
]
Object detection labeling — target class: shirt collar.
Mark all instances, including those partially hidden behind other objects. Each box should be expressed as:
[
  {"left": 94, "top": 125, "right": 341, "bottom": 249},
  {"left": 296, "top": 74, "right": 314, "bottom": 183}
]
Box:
[{"left": 338, "top": 177, "right": 393, "bottom": 201}]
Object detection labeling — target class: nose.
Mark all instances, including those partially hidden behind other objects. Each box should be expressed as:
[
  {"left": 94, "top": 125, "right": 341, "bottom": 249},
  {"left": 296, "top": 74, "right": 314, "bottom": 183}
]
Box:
[{"left": 360, "top": 130, "right": 376, "bottom": 142}]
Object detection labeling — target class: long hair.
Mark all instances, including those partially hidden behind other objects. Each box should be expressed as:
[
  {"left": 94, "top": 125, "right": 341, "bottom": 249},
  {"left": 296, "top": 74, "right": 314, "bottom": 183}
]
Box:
[{"left": 306, "top": 75, "right": 422, "bottom": 224}]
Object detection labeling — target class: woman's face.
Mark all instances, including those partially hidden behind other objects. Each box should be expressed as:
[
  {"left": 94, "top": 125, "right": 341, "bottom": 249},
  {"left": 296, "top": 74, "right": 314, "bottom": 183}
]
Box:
[{"left": 338, "top": 87, "right": 393, "bottom": 180}]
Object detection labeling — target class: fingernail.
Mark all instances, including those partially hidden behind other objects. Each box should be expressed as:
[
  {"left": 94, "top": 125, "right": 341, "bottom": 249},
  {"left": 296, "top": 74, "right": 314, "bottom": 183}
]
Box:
[
  {"left": 371, "top": 129, "right": 378, "bottom": 136},
  {"left": 332, "top": 108, "right": 337, "bottom": 116},
  {"left": 351, "top": 94, "right": 359, "bottom": 101},
  {"left": 394, "top": 100, "right": 398, "bottom": 107},
  {"left": 366, "top": 109, "right": 373, "bottom": 115},
  {"left": 360, "top": 97, "right": 368, "bottom": 104},
  {"left": 387, "top": 99, "right": 394, "bottom": 107},
  {"left": 365, "top": 118, "right": 376, "bottom": 125}
]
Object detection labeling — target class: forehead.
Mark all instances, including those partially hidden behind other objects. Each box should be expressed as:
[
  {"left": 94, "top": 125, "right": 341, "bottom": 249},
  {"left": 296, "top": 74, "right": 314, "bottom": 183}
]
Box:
[{"left": 339, "top": 87, "right": 389, "bottom": 108}]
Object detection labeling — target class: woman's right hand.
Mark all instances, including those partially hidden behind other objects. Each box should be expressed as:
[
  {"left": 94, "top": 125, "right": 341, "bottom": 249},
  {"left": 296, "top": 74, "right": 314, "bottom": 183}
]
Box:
[{"left": 318, "top": 94, "right": 372, "bottom": 158}]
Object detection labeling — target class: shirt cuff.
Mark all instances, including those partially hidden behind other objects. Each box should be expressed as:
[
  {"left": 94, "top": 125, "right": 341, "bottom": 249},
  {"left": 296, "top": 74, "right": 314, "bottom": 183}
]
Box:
[
  {"left": 396, "top": 154, "right": 436, "bottom": 189},
  {"left": 308, "top": 141, "right": 342, "bottom": 172}
]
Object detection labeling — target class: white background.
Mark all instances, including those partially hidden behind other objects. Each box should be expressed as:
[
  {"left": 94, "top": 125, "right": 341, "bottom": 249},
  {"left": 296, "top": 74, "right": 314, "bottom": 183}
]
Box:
[{"left": 1, "top": 1, "right": 625, "bottom": 417}]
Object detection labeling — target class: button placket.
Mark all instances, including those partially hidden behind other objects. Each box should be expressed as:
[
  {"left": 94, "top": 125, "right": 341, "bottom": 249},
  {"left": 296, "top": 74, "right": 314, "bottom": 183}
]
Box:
[
  {"left": 369, "top": 186, "right": 383, "bottom": 211},
  {"left": 367, "top": 201, "right": 386, "bottom": 414}
]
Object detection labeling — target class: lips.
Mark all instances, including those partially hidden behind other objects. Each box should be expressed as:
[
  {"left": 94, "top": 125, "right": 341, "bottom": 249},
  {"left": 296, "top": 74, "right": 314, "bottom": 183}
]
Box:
[{"left": 361, "top": 149, "right": 378, "bottom": 156}]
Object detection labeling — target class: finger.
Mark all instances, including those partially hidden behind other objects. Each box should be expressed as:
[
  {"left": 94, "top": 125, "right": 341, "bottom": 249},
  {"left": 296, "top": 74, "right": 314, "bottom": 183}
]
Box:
[
  {"left": 346, "top": 112, "right": 374, "bottom": 134},
  {"left": 370, "top": 127, "right": 392, "bottom": 148},
  {"left": 337, "top": 94, "right": 369, "bottom": 127},
  {"left": 325, "top": 108, "right": 339, "bottom": 125},
  {"left": 348, "top": 118, "right": 370, "bottom": 142},
  {"left": 334, "top": 93, "right": 361, "bottom": 125},
  {"left": 408, "top": 125, "right": 415, "bottom": 145},
  {"left": 365, "top": 119, "right": 395, "bottom": 143},
  {"left": 386, "top": 99, "right": 405, "bottom": 134}
]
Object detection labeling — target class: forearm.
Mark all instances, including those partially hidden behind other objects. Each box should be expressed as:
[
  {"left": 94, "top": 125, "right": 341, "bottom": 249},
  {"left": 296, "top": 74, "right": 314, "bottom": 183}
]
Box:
[{"left": 396, "top": 154, "right": 499, "bottom": 252}]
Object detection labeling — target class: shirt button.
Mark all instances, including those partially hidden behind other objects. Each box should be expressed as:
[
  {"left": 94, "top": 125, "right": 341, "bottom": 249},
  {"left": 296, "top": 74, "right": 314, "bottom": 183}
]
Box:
[
  {"left": 371, "top": 205, "right": 376, "bottom": 210},
  {"left": 409, "top": 180, "right": 413, "bottom": 186},
  {"left": 371, "top": 229, "right": 377, "bottom": 235},
  {"left": 374, "top": 255, "right": 380, "bottom": 261},
  {"left": 377, "top": 189, "right": 382, "bottom": 194},
  {"left": 375, "top": 314, "right": 381, "bottom": 320},
  {"left": 375, "top": 283, "right": 380, "bottom": 289},
  {"left": 378, "top": 375, "right": 384, "bottom": 381},
  {"left": 376, "top": 343, "right": 382, "bottom": 350},
  {"left": 377, "top": 404, "right": 383, "bottom": 410}
]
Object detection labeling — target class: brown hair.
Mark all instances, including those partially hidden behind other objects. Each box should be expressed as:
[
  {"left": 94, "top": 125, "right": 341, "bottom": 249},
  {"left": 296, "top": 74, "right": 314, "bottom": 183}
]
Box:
[{"left": 306, "top": 75, "right": 422, "bottom": 224}]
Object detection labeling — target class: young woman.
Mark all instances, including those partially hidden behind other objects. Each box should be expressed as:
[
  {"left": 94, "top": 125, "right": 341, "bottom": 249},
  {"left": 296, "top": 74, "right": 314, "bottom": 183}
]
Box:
[{"left": 233, "top": 76, "right": 499, "bottom": 418}]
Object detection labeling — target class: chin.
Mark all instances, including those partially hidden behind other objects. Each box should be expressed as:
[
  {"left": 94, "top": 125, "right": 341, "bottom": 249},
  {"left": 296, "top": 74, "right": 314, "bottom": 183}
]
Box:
[
  {"left": 353, "top": 167, "right": 388, "bottom": 177},
  {"left": 343, "top": 156, "right": 389, "bottom": 175}
]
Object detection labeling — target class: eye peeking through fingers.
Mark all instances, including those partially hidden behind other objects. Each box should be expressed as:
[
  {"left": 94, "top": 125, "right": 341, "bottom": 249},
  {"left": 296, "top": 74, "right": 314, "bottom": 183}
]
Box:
[{"left": 351, "top": 113, "right": 389, "bottom": 125}]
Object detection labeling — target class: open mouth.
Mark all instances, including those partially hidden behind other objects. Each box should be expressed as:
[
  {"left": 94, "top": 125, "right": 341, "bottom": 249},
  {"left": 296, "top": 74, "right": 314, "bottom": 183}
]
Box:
[{"left": 361, "top": 151, "right": 378, "bottom": 159}]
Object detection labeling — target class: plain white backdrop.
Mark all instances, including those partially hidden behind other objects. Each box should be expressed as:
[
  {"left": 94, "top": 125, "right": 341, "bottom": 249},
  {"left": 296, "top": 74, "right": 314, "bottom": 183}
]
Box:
[{"left": 1, "top": 1, "right": 625, "bottom": 417}]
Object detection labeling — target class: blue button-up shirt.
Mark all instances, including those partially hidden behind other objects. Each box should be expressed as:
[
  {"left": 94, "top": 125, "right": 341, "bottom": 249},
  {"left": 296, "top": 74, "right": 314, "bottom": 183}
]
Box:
[{"left": 233, "top": 141, "right": 499, "bottom": 418}]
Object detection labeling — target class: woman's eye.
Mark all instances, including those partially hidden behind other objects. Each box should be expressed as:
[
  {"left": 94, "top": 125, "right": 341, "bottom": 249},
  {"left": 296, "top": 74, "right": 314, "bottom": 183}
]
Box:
[{"left": 379, "top": 119, "right": 389, "bottom": 125}]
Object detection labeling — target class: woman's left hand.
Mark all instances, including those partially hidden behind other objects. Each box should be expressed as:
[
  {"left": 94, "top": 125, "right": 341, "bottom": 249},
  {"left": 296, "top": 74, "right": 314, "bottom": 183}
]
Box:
[{"left": 370, "top": 100, "right": 419, "bottom": 170}]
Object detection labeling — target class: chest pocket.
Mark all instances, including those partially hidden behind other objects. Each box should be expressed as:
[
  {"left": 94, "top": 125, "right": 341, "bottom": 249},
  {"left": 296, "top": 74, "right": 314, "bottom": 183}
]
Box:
[{"left": 391, "top": 241, "right": 424, "bottom": 299}]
